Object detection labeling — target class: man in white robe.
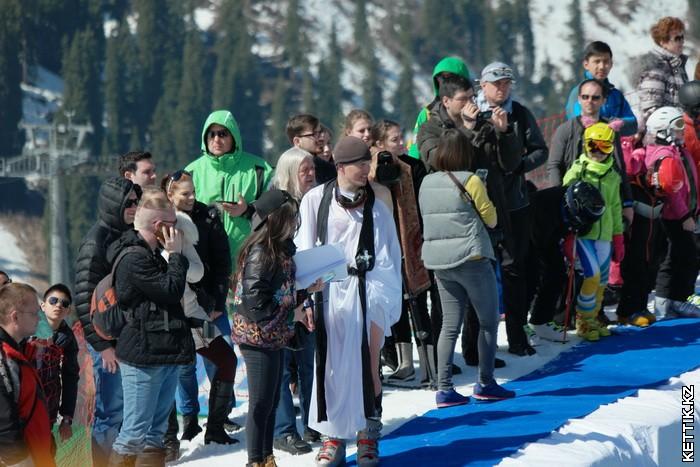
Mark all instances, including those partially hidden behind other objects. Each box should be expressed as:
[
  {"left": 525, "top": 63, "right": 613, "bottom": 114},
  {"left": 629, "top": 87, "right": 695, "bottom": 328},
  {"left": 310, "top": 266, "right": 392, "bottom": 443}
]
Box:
[{"left": 296, "top": 136, "right": 402, "bottom": 467}]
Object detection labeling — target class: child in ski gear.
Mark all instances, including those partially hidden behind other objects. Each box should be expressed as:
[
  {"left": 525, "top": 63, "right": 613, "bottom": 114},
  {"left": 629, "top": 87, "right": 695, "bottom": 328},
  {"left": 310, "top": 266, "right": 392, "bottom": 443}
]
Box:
[{"left": 563, "top": 122, "right": 624, "bottom": 341}]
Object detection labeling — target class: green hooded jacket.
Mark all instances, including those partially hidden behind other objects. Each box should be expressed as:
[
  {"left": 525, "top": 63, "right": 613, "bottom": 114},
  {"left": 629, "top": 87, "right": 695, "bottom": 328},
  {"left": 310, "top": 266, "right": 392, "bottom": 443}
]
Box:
[
  {"left": 406, "top": 57, "right": 471, "bottom": 159},
  {"left": 185, "top": 110, "right": 273, "bottom": 266},
  {"left": 563, "top": 153, "right": 623, "bottom": 241}
]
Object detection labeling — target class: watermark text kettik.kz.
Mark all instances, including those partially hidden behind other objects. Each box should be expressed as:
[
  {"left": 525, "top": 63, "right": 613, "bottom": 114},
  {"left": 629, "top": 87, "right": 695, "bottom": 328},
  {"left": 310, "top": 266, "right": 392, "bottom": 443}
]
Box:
[{"left": 683, "top": 385, "right": 694, "bottom": 462}]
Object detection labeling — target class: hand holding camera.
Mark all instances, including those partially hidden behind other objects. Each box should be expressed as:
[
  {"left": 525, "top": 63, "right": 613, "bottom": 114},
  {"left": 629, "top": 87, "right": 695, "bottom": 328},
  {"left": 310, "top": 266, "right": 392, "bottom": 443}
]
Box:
[
  {"left": 490, "top": 107, "right": 508, "bottom": 133},
  {"left": 461, "top": 101, "right": 480, "bottom": 129}
]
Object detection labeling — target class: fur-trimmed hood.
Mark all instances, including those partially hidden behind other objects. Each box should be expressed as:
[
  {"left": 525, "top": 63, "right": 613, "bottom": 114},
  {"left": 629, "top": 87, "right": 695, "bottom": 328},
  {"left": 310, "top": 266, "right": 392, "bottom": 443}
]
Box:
[{"left": 176, "top": 211, "right": 199, "bottom": 247}]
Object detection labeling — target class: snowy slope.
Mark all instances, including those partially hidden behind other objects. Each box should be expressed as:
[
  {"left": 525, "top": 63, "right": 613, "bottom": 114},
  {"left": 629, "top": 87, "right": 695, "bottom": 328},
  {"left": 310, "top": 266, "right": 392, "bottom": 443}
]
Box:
[{"left": 0, "top": 224, "right": 33, "bottom": 285}]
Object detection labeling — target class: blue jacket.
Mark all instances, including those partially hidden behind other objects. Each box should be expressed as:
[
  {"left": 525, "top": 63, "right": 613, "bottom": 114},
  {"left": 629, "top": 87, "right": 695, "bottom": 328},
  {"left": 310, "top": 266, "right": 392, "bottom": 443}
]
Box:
[{"left": 565, "top": 71, "right": 638, "bottom": 136}]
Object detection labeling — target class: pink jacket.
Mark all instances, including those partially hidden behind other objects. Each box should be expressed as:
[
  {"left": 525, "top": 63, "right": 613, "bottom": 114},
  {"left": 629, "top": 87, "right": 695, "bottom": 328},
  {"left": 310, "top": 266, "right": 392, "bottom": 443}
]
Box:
[{"left": 644, "top": 144, "right": 699, "bottom": 220}]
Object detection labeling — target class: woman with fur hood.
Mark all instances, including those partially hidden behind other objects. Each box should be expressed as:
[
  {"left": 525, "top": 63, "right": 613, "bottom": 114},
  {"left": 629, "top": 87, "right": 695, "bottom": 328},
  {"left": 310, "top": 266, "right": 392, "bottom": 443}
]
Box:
[{"left": 160, "top": 172, "right": 239, "bottom": 458}]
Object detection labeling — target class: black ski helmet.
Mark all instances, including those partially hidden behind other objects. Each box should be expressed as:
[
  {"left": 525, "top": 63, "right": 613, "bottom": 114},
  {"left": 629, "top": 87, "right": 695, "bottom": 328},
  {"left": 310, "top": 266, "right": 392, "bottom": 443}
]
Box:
[
  {"left": 679, "top": 80, "right": 700, "bottom": 118},
  {"left": 564, "top": 181, "right": 606, "bottom": 235}
]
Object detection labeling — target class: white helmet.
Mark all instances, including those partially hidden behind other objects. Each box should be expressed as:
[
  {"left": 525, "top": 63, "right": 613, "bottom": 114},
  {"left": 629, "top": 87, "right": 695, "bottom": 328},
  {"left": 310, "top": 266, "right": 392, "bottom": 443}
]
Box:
[{"left": 646, "top": 106, "right": 685, "bottom": 145}]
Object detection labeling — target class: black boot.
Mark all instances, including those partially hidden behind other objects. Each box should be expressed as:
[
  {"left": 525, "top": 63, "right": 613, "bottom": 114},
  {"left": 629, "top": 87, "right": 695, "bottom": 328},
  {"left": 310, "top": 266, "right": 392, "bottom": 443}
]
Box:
[
  {"left": 181, "top": 413, "right": 202, "bottom": 441},
  {"left": 205, "top": 379, "right": 239, "bottom": 445},
  {"left": 163, "top": 405, "right": 180, "bottom": 462},
  {"left": 134, "top": 446, "right": 166, "bottom": 467},
  {"left": 106, "top": 452, "right": 136, "bottom": 467}
]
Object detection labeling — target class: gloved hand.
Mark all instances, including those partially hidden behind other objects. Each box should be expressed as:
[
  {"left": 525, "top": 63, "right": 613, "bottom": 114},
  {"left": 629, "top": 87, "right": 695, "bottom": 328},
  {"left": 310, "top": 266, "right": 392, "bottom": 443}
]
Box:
[
  {"left": 608, "top": 118, "right": 624, "bottom": 132},
  {"left": 562, "top": 232, "right": 576, "bottom": 262},
  {"left": 612, "top": 234, "right": 625, "bottom": 263}
]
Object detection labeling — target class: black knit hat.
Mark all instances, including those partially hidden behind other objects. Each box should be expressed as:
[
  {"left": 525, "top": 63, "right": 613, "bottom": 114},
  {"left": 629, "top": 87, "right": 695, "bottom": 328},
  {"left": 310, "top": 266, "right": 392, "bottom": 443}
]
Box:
[
  {"left": 251, "top": 189, "right": 293, "bottom": 231},
  {"left": 333, "top": 136, "right": 371, "bottom": 165}
]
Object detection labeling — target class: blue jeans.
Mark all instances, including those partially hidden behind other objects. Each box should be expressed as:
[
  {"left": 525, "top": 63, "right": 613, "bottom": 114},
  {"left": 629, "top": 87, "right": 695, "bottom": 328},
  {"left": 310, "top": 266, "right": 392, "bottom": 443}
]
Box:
[
  {"left": 88, "top": 345, "right": 123, "bottom": 465},
  {"left": 113, "top": 363, "right": 179, "bottom": 455},
  {"left": 176, "top": 361, "right": 200, "bottom": 416},
  {"left": 274, "top": 330, "right": 315, "bottom": 438}
]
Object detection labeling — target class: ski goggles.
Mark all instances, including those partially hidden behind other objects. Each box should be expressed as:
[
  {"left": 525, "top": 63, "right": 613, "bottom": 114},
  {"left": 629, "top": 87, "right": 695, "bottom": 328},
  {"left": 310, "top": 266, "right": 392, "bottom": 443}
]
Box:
[
  {"left": 586, "top": 139, "right": 614, "bottom": 154},
  {"left": 669, "top": 117, "right": 686, "bottom": 131}
]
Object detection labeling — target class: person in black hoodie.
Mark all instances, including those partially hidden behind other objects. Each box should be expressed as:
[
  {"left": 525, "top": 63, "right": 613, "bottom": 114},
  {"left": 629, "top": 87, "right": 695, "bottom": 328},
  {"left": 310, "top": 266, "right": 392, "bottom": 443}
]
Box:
[
  {"left": 108, "top": 187, "right": 194, "bottom": 466},
  {"left": 73, "top": 177, "right": 140, "bottom": 467}
]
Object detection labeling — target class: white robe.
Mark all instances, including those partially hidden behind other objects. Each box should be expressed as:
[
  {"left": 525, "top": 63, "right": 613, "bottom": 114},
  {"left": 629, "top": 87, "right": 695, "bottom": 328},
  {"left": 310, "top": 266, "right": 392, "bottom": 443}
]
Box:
[{"left": 296, "top": 184, "right": 402, "bottom": 439}]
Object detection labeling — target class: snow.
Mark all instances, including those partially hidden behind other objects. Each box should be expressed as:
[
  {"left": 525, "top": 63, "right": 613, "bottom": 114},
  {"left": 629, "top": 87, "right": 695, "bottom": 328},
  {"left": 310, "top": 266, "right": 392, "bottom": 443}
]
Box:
[{"left": 0, "top": 224, "right": 32, "bottom": 285}]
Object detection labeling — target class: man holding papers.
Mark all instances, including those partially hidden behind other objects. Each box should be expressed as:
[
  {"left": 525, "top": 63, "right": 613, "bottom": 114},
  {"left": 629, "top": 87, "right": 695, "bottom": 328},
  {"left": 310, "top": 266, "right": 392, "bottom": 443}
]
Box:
[{"left": 296, "top": 136, "right": 402, "bottom": 467}]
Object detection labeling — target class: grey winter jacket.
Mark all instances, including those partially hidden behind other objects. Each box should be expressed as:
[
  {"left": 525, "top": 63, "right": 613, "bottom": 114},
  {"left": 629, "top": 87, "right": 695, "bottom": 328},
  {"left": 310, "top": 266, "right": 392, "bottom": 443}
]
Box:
[
  {"left": 419, "top": 171, "right": 495, "bottom": 269},
  {"left": 635, "top": 46, "right": 689, "bottom": 120}
]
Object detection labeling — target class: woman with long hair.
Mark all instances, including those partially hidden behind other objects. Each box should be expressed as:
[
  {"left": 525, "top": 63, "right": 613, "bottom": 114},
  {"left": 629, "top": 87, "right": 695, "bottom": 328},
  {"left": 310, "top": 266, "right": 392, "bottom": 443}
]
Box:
[
  {"left": 232, "top": 189, "right": 321, "bottom": 467},
  {"left": 160, "top": 171, "right": 239, "bottom": 452},
  {"left": 419, "top": 129, "right": 515, "bottom": 407}
]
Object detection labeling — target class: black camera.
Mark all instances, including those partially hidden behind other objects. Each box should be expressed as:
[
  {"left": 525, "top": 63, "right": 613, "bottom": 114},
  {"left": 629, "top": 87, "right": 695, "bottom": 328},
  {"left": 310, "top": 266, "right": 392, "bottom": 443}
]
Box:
[
  {"left": 477, "top": 109, "right": 493, "bottom": 121},
  {"left": 375, "top": 151, "right": 401, "bottom": 186}
]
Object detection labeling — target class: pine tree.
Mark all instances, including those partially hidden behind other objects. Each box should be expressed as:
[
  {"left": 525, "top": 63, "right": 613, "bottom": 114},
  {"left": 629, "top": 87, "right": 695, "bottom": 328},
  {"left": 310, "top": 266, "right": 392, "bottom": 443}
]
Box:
[
  {"left": 174, "top": 23, "right": 210, "bottom": 169},
  {"left": 316, "top": 22, "right": 344, "bottom": 131},
  {"left": 418, "top": 0, "right": 457, "bottom": 69},
  {"left": 0, "top": 0, "right": 23, "bottom": 157},
  {"left": 103, "top": 22, "right": 141, "bottom": 155},
  {"left": 269, "top": 74, "right": 290, "bottom": 163},
  {"left": 567, "top": 0, "right": 585, "bottom": 83},
  {"left": 149, "top": 58, "right": 181, "bottom": 171},
  {"left": 353, "top": 0, "right": 383, "bottom": 118},
  {"left": 301, "top": 60, "right": 315, "bottom": 114},
  {"left": 284, "top": 0, "right": 303, "bottom": 67},
  {"left": 212, "top": 0, "right": 263, "bottom": 156},
  {"left": 392, "top": 12, "right": 417, "bottom": 130}
]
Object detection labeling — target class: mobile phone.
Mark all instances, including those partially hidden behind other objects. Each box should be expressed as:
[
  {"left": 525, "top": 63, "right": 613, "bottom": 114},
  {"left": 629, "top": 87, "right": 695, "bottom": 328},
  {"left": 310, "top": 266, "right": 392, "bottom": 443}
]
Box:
[
  {"left": 476, "top": 169, "right": 489, "bottom": 183},
  {"left": 216, "top": 200, "right": 237, "bottom": 204},
  {"left": 477, "top": 110, "right": 493, "bottom": 120}
]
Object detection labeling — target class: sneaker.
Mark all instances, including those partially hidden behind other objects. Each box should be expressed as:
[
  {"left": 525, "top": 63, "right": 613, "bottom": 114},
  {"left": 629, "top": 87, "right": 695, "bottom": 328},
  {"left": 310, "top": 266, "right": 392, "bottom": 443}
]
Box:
[
  {"left": 315, "top": 437, "right": 346, "bottom": 467},
  {"left": 273, "top": 433, "right": 312, "bottom": 455},
  {"left": 688, "top": 294, "right": 700, "bottom": 307},
  {"left": 472, "top": 381, "right": 516, "bottom": 401},
  {"left": 531, "top": 322, "right": 567, "bottom": 342},
  {"left": 356, "top": 432, "right": 379, "bottom": 467},
  {"left": 523, "top": 324, "right": 541, "bottom": 346},
  {"left": 507, "top": 343, "right": 536, "bottom": 356},
  {"left": 668, "top": 300, "right": 700, "bottom": 318},
  {"left": 619, "top": 311, "right": 656, "bottom": 327},
  {"left": 303, "top": 427, "right": 322, "bottom": 443},
  {"left": 435, "top": 388, "right": 470, "bottom": 408}
]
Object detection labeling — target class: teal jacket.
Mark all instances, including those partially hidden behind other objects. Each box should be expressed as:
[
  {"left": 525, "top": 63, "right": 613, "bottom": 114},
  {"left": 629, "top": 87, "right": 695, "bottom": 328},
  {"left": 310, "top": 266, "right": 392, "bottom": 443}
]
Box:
[
  {"left": 185, "top": 110, "right": 273, "bottom": 266},
  {"left": 563, "top": 154, "right": 623, "bottom": 241}
]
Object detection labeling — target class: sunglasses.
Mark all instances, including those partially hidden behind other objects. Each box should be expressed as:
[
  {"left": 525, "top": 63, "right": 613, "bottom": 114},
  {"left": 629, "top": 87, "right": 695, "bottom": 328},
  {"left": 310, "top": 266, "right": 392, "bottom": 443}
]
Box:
[
  {"left": 672, "top": 34, "right": 685, "bottom": 43},
  {"left": 124, "top": 198, "right": 138, "bottom": 209},
  {"left": 587, "top": 139, "right": 614, "bottom": 154},
  {"left": 207, "top": 129, "right": 230, "bottom": 139},
  {"left": 47, "top": 296, "right": 71, "bottom": 308},
  {"left": 580, "top": 94, "right": 602, "bottom": 102},
  {"left": 166, "top": 169, "right": 192, "bottom": 192}
]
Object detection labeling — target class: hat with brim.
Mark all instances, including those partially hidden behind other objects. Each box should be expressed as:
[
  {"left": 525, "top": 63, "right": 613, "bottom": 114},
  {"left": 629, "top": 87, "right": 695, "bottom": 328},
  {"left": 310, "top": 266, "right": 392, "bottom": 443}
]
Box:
[
  {"left": 479, "top": 62, "right": 516, "bottom": 83},
  {"left": 251, "top": 189, "right": 292, "bottom": 231},
  {"left": 333, "top": 136, "right": 372, "bottom": 165}
]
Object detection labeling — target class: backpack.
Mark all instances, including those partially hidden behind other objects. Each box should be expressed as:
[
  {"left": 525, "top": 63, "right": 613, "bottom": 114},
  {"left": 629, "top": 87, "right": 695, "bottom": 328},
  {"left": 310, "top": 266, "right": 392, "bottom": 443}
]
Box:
[{"left": 89, "top": 246, "right": 145, "bottom": 341}]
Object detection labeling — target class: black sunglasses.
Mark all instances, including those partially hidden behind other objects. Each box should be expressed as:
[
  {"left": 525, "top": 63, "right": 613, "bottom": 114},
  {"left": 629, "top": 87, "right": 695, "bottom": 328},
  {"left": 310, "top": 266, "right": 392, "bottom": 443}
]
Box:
[
  {"left": 124, "top": 198, "right": 138, "bottom": 209},
  {"left": 580, "top": 94, "right": 602, "bottom": 101},
  {"left": 47, "top": 296, "right": 71, "bottom": 308},
  {"left": 672, "top": 34, "right": 685, "bottom": 42},
  {"left": 207, "top": 129, "right": 230, "bottom": 139}
]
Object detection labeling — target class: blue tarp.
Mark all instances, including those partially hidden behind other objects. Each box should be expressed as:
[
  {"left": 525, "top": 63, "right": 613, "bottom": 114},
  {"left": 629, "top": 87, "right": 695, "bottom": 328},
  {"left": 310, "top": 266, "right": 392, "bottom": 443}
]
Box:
[{"left": 348, "top": 319, "right": 700, "bottom": 466}]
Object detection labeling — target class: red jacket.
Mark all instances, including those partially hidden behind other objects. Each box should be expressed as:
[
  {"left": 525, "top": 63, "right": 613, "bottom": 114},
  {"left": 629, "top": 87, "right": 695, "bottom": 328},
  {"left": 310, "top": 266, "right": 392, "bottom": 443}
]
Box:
[
  {"left": 684, "top": 114, "right": 700, "bottom": 174},
  {"left": 0, "top": 328, "right": 55, "bottom": 467}
]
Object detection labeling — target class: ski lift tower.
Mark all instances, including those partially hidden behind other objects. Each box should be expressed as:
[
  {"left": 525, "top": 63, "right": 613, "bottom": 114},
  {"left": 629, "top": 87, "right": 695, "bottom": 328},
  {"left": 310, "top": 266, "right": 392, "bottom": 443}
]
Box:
[{"left": 0, "top": 113, "right": 93, "bottom": 285}]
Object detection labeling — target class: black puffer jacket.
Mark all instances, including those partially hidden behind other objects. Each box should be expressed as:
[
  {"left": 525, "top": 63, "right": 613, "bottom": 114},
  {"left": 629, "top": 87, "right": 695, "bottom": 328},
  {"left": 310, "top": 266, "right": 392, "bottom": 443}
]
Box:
[
  {"left": 188, "top": 201, "right": 231, "bottom": 313},
  {"left": 74, "top": 177, "right": 135, "bottom": 352},
  {"left": 109, "top": 230, "right": 194, "bottom": 366}
]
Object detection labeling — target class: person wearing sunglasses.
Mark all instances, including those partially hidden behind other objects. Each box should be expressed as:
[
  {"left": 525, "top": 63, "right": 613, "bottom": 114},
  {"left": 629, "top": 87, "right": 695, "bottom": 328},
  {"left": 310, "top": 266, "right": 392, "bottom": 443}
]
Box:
[
  {"left": 563, "top": 122, "right": 625, "bottom": 341},
  {"left": 73, "top": 177, "right": 141, "bottom": 467},
  {"left": 636, "top": 16, "right": 689, "bottom": 126},
  {"left": 34, "top": 284, "right": 79, "bottom": 446},
  {"left": 184, "top": 110, "right": 273, "bottom": 270}
]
